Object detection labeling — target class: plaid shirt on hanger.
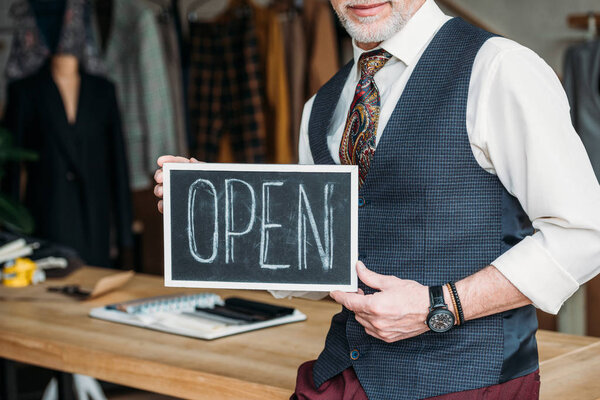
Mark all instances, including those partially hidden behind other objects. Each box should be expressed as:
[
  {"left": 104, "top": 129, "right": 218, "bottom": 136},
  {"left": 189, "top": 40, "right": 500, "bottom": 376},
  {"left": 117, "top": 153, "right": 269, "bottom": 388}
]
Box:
[{"left": 188, "top": 7, "right": 267, "bottom": 163}]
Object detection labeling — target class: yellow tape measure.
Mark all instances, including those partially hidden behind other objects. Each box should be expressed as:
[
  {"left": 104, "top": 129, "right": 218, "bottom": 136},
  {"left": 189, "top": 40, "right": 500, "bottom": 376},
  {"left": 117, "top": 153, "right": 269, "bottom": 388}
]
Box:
[{"left": 2, "top": 258, "right": 38, "bottom": 287}]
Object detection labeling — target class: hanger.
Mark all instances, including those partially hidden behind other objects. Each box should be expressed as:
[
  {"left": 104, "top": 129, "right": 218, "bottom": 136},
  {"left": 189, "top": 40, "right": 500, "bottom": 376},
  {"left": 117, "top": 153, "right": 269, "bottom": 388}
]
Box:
[
  {"left": 567, "top": 12, "right": 600, "bottom": 41},
  {"left": 187, "top": 0, "right": 228, "bottom": 22},
  {"left": 270, "top": 0, "right": 302, "bottom": 17},
  {"left": 187, "top": 0, "right": 254, "bottom": 22},
  {"left": 145, "top": 0, "right": 171, "bottom": 7},
  {"left": 143, "top": 0, "right": 172, "bottom": 23},
  {"left": 587, "top": 12, "right": 598, "bottom": 40}
]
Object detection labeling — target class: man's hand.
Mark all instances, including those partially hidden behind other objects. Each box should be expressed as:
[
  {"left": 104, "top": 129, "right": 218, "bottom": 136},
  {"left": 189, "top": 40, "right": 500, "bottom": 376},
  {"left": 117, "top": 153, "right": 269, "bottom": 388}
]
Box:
[
  {"left": 331, "top": 262, "right": 533, "bottom": 343},
  {"left": 330, "top": 262, "right": 432, "bottom": 343},
  {"left": 154, "top": 155, "right": 200, "bottom": 213}
]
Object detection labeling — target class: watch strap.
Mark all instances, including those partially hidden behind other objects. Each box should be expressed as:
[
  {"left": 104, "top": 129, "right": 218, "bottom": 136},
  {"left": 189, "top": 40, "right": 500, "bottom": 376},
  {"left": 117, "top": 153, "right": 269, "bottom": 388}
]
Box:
[{"left": 429, "top": 285, "right": 446, "bottom": 310}]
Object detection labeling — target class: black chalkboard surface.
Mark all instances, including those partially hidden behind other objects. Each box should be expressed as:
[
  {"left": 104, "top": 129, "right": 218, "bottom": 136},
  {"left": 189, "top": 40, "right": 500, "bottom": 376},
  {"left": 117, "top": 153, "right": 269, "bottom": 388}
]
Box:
[{"left": 163, "top": 163, "right": 358, "bottom": 291}]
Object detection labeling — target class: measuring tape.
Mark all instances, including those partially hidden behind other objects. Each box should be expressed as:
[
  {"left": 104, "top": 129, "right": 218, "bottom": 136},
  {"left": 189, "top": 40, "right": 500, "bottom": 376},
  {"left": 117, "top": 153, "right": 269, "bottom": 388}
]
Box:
[{"left": 1, "top": 258, "right": 42, "bottom": 287}]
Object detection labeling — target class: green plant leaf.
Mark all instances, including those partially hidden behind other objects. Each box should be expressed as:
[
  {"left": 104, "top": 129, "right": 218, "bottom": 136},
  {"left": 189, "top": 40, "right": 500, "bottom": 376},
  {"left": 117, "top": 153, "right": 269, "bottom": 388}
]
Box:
[
  {"left": 0, "top": 194, "right": 35, "bottom": 234},
  {"left": 0, "top": 148, "right": 38, "bottom": 162},
  {"left": 0, "top": 127, "right": 38, "bottom": 234},
  {"left": 0, "top": 127, "right": 38, "bottom": 164}
]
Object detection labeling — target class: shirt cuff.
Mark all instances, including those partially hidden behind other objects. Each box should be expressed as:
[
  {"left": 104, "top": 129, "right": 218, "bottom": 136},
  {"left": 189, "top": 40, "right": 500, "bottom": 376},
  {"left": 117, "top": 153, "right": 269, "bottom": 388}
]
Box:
[{"left": 491, "top": 236, "right": 579, "bottom": 314}]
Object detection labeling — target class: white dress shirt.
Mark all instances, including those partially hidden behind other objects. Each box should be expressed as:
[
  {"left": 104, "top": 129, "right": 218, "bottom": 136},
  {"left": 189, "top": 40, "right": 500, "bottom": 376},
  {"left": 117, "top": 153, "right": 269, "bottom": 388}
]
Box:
[{"left": 294, "top": 0, "right": 600, "bottom": 314}]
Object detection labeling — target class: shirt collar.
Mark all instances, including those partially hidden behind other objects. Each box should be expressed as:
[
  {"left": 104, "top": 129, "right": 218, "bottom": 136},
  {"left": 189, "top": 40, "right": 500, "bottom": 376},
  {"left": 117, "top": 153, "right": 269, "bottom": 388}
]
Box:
[{"left": 352, "top": 0, "right": 450, "bottom": 69}]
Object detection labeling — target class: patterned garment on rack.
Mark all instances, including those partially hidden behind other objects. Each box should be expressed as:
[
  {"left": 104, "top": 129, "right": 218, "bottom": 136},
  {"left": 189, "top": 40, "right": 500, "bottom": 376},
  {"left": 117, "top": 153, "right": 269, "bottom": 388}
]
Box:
[
  {"left": 188, "top": 10, "right": 267, "bottom": 163},
  {"left": 339, "top": 49, "right": 392, "bottom": 188},
  {"left": 97, "top": 0, "right": 176, "bottom": 190},
  {"left": 5, "top": 0, "right": 104, "bottom": 80}
]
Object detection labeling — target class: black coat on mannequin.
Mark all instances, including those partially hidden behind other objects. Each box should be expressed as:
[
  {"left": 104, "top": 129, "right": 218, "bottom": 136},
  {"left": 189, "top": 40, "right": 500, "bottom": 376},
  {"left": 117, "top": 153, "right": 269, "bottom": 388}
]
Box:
[{"left": 3, "top": 63, "right": 133, "bottom": 267}]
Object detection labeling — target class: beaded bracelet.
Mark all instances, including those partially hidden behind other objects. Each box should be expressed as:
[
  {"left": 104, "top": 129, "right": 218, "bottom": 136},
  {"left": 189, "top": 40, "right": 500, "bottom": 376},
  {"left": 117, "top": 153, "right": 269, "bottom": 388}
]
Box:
[
  {"left": 448, "top": 282, "right": 465, "bottom": 325},
  {"left": 445, "top": 283, "right": 460, "bottom": 326}
]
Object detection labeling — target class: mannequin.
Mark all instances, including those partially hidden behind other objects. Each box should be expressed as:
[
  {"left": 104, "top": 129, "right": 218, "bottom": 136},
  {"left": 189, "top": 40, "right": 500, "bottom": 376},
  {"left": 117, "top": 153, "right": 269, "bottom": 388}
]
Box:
[
  {"left": 3, "top": 55, "right": 133, "bottom": 268},
  {"left": 51, "top": 54, "right": 81, "bottom": 125}
]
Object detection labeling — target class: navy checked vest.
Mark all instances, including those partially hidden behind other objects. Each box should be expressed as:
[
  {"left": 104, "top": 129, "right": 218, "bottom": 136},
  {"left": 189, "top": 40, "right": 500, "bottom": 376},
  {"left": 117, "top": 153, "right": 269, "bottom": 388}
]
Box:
[{"left": 308, "top": 18, "right": 539, "bottom": 400}]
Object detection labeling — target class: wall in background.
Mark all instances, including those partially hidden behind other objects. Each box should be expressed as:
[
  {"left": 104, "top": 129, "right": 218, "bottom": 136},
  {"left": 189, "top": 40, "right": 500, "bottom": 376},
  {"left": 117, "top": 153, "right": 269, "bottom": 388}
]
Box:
[{"left": 440, "top": 0, "right": 599, "bottom": 75}]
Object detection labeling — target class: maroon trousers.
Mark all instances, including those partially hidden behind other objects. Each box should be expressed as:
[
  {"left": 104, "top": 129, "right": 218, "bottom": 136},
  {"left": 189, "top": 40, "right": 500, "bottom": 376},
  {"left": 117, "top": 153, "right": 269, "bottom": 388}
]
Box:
[{"left": 291, "top": 360, "right": 540, "bottom": 400}]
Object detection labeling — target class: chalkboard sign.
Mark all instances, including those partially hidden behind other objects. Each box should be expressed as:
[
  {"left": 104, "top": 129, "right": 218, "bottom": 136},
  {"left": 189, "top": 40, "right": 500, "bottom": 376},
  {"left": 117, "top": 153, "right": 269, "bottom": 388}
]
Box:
[{"left": 163, "top": 163, "right": 358, "bottom": 292}]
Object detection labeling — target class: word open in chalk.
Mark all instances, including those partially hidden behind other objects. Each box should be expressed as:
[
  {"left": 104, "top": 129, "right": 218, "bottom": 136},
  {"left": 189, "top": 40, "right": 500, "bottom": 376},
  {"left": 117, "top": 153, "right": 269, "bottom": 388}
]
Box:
[{"left": 163, "top": 164, "right": 358, "bottom": 292}]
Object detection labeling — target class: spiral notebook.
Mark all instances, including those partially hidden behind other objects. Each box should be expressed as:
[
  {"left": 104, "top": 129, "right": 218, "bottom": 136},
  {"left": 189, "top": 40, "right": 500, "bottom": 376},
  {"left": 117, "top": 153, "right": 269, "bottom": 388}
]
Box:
[{"left": 89, "top": 293, "right": 306, "bottom": 340}]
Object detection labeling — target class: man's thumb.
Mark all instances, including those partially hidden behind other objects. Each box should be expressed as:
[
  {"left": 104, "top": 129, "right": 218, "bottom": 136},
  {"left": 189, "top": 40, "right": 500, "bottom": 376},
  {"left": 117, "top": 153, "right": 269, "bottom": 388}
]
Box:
[{"left": 356, "top": 261, "right": 389, "bottom": 290}]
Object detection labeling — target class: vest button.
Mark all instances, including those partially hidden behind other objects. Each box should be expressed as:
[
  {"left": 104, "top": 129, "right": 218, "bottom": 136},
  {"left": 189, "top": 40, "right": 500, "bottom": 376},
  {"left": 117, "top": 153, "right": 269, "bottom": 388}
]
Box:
[
  {"left": 350, "top": 349, "right": 360, "bottom": 360},
  {"left": 66, "top": 171, "right": 76, "bottom": 181},
  {"left": 358, "top": 197, "right": 365, "bottom": 207}
]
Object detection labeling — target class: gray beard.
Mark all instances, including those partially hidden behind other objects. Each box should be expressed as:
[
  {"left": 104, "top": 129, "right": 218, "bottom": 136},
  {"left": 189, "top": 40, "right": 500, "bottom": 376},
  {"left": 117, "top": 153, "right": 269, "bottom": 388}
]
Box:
[{"left": 334, "top": 5, "right": 408, "bottom": 44}]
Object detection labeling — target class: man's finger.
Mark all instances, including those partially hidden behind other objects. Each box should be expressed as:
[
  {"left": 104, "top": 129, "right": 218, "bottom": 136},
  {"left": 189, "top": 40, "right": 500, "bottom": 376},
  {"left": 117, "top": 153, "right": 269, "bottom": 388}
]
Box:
[
  {"left": 364, "top": 327, "right": 384, "bottom": 342},
  {"left": 154, "top": 169, "right": 163, "bottom": 184},
  {"left": 356, "top": 261, "right": 391, "bottom": 290},
  {"left": 157, "top": 155, "right": 192, "bottom": 167},
  {"left": 330, "top": 290, "right": 368, "bottom": 313},
  {"left": 154, "top": 184, "right": 163, "bottom": 198},
  {"left": 158, "top": 200, "right": 163, "bottom": 214},
  {"left": 354, "top": 314, "right": 377, "bottom": 333}
]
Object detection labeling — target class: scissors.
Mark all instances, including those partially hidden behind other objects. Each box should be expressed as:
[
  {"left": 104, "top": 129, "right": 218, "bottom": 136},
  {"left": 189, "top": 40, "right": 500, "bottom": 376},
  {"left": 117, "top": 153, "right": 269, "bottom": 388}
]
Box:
[{"left": 47, "top": 285, "right": 90, "bottom": 299}]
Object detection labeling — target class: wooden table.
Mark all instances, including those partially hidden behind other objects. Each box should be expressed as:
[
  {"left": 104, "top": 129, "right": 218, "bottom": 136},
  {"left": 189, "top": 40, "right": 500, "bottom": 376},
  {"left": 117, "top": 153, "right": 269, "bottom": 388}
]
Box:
[
  {"left": 0, "top": 267, "right": 598, "bottom": 400},
  {"left": 537, "top": 330, "right": 600, "bottom": 400}
]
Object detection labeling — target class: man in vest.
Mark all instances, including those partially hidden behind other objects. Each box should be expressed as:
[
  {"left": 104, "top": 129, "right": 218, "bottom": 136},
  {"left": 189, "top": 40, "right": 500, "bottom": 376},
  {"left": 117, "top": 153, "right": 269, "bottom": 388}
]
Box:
[{"left": 154, "top": 0, "right": 600, "bottom": 398}]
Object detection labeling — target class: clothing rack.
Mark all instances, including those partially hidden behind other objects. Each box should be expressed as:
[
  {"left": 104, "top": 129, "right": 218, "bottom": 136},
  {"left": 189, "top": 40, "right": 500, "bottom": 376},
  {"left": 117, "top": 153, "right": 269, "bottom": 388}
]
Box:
[
  {"left": 567, "top": 12, "right": 600, "bottom": 39},
  {"left": 567, "top": 13, "right": 600, "bottom": 29}
]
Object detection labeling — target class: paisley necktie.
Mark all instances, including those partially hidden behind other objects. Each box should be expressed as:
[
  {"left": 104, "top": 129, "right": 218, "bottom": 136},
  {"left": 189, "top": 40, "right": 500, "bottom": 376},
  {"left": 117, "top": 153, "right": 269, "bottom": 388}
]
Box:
[{"left": 339, "top": 49, "right": 392, "bottom": 188}]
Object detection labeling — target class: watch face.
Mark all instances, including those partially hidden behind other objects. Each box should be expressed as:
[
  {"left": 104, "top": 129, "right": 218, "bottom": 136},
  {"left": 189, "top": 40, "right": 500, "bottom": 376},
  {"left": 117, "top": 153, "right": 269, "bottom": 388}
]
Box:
[{"left": 427, "top": 310, "right": 455, "bottom": 333}]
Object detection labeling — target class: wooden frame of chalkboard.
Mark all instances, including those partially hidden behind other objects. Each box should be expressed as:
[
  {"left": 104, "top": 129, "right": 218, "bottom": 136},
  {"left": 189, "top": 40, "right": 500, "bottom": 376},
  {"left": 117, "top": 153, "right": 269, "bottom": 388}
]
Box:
[{"left": 163, "top": 163, "right": 358, "bottom": 292}]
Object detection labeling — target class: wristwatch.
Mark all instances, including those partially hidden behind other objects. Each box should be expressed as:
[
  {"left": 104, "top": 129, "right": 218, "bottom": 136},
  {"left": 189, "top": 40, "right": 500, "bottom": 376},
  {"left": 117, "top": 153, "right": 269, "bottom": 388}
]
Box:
[{"left": 426, "top": 286, "right": 455, "bottom": 333}]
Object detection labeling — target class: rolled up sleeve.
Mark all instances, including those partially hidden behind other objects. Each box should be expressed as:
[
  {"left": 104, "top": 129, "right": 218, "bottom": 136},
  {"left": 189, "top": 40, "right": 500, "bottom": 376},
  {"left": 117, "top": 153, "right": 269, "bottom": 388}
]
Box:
[{"left": 472, "top": 40, "right": 600, "bottom": 314}]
